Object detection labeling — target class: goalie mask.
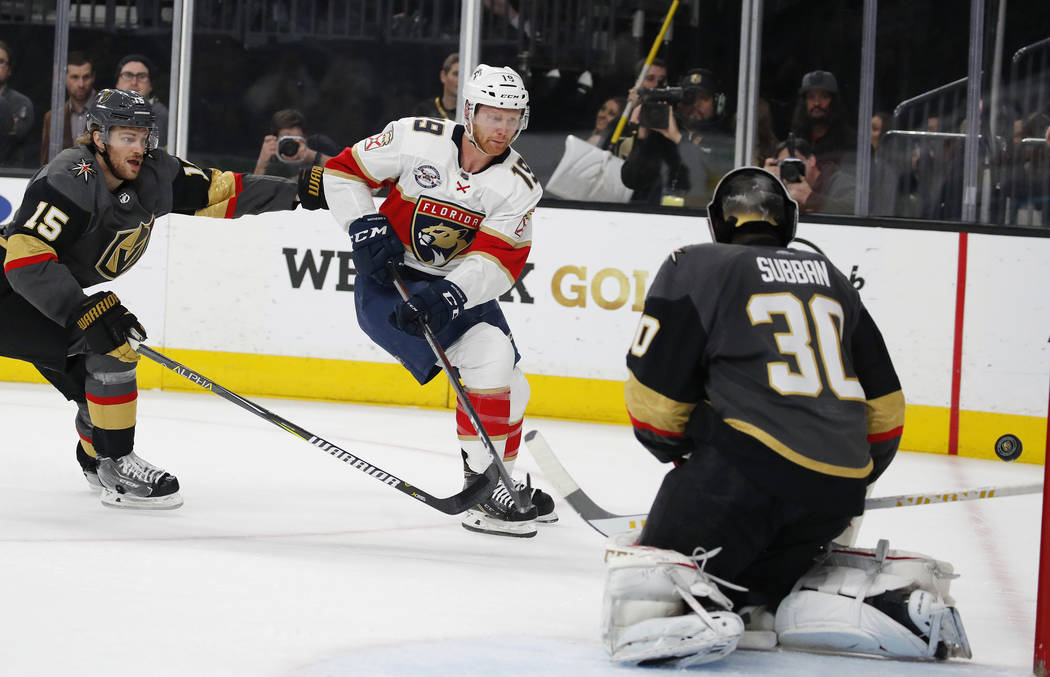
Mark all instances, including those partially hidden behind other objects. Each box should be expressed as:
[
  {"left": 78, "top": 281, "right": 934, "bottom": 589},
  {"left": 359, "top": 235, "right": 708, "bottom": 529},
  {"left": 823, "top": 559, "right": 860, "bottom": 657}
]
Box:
[
  {"left": 462, "top": 64, "right": 530, "bottom": 151},
  {"left": 86, "top": 88, "right": 160, "bottom": 151},
  {"left": 706, "top": 167, "right": 798, "bottom": 246}
]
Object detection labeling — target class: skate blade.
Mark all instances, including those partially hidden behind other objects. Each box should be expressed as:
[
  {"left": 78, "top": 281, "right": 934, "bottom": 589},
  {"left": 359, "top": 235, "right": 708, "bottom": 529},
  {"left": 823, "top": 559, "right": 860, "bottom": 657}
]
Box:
[
  {"left": 101, "top": 489, "right": 183, "bottom": 510},
  {"left": 536, "top": 511, "right": 559, "bottom": 524},
  {"left": 461, "top": 510, "right": 537, "bottom": 538}
]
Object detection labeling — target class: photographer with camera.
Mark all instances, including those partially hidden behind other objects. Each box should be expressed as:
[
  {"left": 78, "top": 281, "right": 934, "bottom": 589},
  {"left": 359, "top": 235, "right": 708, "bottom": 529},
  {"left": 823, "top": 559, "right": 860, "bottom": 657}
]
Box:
[
  {"left": 620, "top": 68, "right": 734, "bottom": 207},
  {"left": 764, "top": 134, "right": 855, "bottom": 215},
  {"left": 253, "top": 108, "right": 340, "bottom": 178}
]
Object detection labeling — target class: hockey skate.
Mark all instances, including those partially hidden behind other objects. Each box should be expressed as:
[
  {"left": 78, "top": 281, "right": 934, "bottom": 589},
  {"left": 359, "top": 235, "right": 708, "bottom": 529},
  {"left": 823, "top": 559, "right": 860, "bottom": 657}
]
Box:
[
  {"left": 96, "top": 452, "right": 183, "bottom": 509},
  {"left": 461, "top": 469, "right": 538, "bottom": 538},
  {"left": 512, "top": 476, "right": 558, "bottom": 523},
  {"left": 76, "top": 441, "right": 103, "bottom": 491}
]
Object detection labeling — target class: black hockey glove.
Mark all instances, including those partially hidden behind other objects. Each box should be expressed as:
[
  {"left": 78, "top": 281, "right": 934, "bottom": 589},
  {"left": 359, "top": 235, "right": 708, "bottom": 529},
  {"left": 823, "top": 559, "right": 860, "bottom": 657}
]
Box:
[
  {"left": 69, "top": 291, "right": 147, "bottom": 363},
  {"left": 389, "top": 280, "right": 467, "bottom": 337},
  {"left": 297, "top": 164, "right": 328, "bottom": 210},
  {"left": 349, "top": 213, "right": 403, "bottom": 285}
]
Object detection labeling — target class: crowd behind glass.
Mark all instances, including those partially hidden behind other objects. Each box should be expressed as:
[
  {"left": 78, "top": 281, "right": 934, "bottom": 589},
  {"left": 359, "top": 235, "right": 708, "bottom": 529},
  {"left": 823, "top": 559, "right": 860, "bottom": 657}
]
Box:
[{"left": 1, "top": 1, "right": 1047, "bottom": 228}]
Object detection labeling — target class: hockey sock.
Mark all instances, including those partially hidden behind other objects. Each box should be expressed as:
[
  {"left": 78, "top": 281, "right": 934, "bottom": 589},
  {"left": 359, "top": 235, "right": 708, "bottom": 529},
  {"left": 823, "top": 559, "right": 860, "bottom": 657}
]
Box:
[
  {"left": 458, "top": 387, "right": 510, "bottom": 474},
  {"left": 75, "top": 402, "right": 98, "bottom": 460},
  {"left": 85, "top": 356, "right": 138, "bottom": 459}
]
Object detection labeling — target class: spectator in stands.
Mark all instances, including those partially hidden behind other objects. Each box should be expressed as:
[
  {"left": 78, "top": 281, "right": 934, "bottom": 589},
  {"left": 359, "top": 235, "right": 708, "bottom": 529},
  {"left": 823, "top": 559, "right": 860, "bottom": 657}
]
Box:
[
  {"left": 752, "top": 98, "right": 779, "bottom": 166},
  {"left": 869, "top": 111, "right": 904, "bottom": 216},
  {"left": 41, "top": 51, "right": 95, "bottom": 165},
  {"left": 253, "top": 108, "right": 340, "bottom": 179},
  {"left": 620, "top": 68, "right": 734, "bottom": 208},
  {"left": 790, "top": 70, "right": 856, "bottom": 172},
  {"left": 765, "top": 135, "right": 856, "bottom": 215},
  {"left": 410, "top": 52, "right": 459, "bottom": 121},
  {"left": 616, "top": 58, "right": 669, "bottom": 159},
  {"left": 586, "top": 96, "right": 625, "bottom": 146},
  {"left": 0, "top": 41, "right": 34, "bottom": 166},
  {"left": 115, "top": 54, "right": 168, "bottom": 145}
]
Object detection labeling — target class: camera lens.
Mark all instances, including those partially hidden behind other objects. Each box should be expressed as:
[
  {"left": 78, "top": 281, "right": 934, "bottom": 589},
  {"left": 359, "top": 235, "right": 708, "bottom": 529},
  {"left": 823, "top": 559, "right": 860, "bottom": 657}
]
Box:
[{"left": 278, "top": 138, "right": 299, "bottom": 157}]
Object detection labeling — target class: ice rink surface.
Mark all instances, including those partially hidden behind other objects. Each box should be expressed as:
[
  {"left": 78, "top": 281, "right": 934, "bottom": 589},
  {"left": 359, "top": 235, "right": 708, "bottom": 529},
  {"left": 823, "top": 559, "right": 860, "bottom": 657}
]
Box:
[{"left": 0, "top": 380, "right": 1043, "bottom": 676}]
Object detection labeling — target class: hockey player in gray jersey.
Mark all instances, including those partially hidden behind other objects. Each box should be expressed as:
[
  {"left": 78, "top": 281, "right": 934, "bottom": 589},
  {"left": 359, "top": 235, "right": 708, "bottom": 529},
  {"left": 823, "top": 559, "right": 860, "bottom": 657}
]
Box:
[
  {"left": 0, "top": 89, "right": 303, "bottom": 509},
  {"left": 601, "top": 167, "right": 970, "bottom": 665}
]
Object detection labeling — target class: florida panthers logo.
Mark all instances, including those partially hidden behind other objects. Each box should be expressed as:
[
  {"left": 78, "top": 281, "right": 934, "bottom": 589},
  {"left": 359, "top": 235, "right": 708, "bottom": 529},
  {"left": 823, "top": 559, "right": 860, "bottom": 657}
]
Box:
[{"left": 411, "top": 197, "right": 484, "bottom": 266}]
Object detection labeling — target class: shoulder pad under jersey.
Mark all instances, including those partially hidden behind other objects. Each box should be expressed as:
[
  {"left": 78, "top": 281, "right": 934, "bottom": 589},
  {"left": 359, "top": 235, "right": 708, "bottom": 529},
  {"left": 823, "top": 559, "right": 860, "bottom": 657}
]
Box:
[{"left": 46, "top": 146, "right": 104, "bottom": 213}]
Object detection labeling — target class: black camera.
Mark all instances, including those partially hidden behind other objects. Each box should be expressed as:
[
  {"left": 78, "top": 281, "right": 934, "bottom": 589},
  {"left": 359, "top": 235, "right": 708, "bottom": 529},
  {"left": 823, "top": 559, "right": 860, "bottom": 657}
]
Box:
[
  {"left": 639, "top": 86, "right": 684, "bottom": 130},
  {"left": 779, "top": 157, "right": 806, "bottom": 184},
  {"left": 277, "top": 135, "right": 303, "bottom": 159}
]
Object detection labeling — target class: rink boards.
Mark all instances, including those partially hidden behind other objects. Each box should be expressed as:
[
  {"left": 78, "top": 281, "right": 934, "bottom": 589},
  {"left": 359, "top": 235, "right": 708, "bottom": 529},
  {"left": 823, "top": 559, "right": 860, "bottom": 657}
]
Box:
[{"left": 0, "top": 177, "right": 1047, "bottom": 462}]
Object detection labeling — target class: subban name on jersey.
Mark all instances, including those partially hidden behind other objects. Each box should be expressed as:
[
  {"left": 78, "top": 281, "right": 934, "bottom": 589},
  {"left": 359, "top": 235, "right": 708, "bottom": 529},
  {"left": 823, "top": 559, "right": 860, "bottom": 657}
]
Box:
[{"left": 755, "top": 255, "right": 830, "bottom": 287}]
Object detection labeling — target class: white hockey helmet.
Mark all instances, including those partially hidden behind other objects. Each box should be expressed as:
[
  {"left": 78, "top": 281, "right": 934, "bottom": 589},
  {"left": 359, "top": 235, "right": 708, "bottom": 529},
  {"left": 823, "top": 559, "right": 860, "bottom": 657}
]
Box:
[{"left": 463, "top": 64, "right": 530, "bottom": 147}]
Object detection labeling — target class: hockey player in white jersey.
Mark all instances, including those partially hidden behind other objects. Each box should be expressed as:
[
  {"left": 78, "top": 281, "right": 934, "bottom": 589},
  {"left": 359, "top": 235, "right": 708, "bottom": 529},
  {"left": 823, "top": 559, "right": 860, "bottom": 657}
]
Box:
[{"left": 318, "top": 64, "right": 555, "bottom": 537}]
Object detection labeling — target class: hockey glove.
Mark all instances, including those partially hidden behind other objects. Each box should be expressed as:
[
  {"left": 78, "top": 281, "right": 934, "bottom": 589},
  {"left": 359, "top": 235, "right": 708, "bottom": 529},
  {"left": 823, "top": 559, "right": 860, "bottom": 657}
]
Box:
[
  {"left": 349, "top": 213, "right": 403, "bottom": 285},
  {"left": 296, "top": 164, "right": 328, "bottom": 210},
  {"left": 69, "top": 291, "right": 147, "bottom": 363},
  {"left": 390, "top": 280, "right": 468, "bottom": 337}
]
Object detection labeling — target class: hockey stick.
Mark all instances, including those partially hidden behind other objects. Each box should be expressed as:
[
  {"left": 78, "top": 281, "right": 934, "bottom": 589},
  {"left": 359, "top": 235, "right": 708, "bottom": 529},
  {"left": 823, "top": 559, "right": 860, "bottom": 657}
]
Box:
[
  {"left": 387, "top": 264, "right": 531, "bottom": 514},
  {"left": 134, "top": 343, "right": 497, "bottom": 515},
  {"left": 525, "top": 430, "right": 1044, "bottom": 536}
]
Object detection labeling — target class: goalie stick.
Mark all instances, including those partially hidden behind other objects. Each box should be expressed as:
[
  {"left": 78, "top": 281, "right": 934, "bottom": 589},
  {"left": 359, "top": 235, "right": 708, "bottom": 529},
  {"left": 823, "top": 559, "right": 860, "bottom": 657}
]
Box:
[
  {"left": 135, "top": 344, "right": 497, "bottom": 515},
  {"left": 388, "top": 263, "right": 532, "bottom": 514},
  {"left": 524, "top": 430, "right": 1044, "bottom": 536}
]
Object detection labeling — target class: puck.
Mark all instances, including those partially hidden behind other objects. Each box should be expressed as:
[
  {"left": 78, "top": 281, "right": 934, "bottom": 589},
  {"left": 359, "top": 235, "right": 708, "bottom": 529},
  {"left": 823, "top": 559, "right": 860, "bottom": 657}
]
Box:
[{"left": 994, "top": 434, "right": 1022, "bottom": 462}]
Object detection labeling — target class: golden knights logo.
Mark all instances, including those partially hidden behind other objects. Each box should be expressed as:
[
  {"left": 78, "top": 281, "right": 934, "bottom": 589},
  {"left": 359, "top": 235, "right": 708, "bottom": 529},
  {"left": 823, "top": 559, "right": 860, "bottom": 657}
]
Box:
[
  {"left": 411, "top": 197, "right": 484, "bottom": 266},
  {"left": 95, "top": 215, "right": 155, "bottom": 279}
]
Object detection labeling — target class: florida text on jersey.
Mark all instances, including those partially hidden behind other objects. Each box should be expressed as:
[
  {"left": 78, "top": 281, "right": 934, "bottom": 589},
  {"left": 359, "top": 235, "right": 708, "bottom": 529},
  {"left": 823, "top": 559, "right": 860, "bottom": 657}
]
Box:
[{"left": 322, "top": 116, "right": 541, "bottom": 302}]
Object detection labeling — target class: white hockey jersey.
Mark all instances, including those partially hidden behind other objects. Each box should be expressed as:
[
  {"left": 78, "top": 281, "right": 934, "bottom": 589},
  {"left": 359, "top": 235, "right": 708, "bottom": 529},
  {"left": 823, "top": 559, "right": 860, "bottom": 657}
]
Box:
[{"left": 323, "top": 117, "right": 542, "bottom": 306}]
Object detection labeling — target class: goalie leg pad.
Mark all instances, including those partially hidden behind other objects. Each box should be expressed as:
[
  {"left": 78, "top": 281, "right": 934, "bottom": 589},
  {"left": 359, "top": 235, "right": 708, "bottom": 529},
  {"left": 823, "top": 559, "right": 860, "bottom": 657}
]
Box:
[
  {"left": 601, "top": 541, "right": 744, "bottom": 666},
  {"left": 774, "top": 540, "right": 971, "bottom": 660}
]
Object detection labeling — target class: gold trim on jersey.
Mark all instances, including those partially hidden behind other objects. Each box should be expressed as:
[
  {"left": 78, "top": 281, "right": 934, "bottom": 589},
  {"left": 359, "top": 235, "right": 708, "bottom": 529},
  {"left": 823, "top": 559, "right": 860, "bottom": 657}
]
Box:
[
  {"left": 350, "top": 147, "right": 384, "bottom": 185},
  {"left": 394, "top": 183, "right": 420, "bottom": 203},
  {"left": 95, "top": 216, "right": 155, "bottom": 280},
  {"left": 4, "top": 233, "right": 57, "bottom": 262},
  {"left": 479, "top": 224, "right": 532, "bottom": 249},
  {"left": 206, "top": 169, "right": 238, "bottom": 205},
  {"left": 624, "top": 372, "right": 696, "bottom": 436},
  {"left": 725, "top": 417, "right": 874, "bottom": 478},
  {"left": 325, "top": 167, "right": 372, "bottom": 184},
  {"left": 457, "top": 433, "right": 510, "bottom": 442},
  {"left": 867, "top": 389, "right": 906, "bottom": 435},
  {"left": 462, "top": 250, "right": 516, "bottom": 285}
]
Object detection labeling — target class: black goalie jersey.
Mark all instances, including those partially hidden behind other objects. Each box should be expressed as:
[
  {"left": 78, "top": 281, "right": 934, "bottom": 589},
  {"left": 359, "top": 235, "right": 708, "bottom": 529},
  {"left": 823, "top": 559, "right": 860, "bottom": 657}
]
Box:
[{"left": 625, "top": 242, "right": 904, "bottom": 512}]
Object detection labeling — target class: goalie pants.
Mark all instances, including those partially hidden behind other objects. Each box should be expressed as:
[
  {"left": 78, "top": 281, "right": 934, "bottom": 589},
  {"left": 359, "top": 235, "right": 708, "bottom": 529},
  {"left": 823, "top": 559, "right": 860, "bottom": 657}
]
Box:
[{"left": 638, "top": 445, "right": 855, "bottom": 610}]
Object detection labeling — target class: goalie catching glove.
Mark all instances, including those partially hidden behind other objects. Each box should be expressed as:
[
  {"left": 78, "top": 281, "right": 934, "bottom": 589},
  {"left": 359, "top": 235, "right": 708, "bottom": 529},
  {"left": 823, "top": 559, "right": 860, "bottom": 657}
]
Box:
[
  {"left": 349, "top": 213, "right": 403, "bottom": 285},
  {"left": 390, "top": 279, "right": 467, "bottom": 337},
  {"left": 69, "top": 291, "right": 146, "bottom": 363}
]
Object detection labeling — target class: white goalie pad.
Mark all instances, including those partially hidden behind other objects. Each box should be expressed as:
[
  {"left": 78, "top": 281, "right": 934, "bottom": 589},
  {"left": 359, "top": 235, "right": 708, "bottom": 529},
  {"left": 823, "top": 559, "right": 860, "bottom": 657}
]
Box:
[
  {"left": 775, "top": 539, "right": 971, "bottom": 660},
  {"left": 601, "top": 533, "right": 744, "bottom": 667}
]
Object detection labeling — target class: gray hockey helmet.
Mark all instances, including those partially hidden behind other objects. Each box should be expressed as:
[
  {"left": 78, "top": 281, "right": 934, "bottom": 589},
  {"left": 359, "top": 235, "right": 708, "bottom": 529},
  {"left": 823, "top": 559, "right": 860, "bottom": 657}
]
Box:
[
  {"left": 86, "top": 88, "right": 159, "bottom": 150},
  {"left": 706, "top": 167, "right": 798, "bottom": 246}
]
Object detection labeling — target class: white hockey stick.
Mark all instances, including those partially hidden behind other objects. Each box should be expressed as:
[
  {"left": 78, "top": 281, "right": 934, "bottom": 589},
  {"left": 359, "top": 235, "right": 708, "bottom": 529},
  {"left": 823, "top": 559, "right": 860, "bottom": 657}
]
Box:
[{"left": 524, "top": 430, "right": 1044, "bottom": 536}]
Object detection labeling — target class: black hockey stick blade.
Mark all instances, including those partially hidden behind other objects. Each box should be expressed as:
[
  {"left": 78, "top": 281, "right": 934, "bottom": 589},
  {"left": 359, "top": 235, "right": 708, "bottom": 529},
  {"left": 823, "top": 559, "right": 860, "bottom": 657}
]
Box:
[
  {"left": 135, "top": 343, "right": 495, "bottom": 515},
  {"left": 388, "top": 263, "right": 532, "bottom": 514}
]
